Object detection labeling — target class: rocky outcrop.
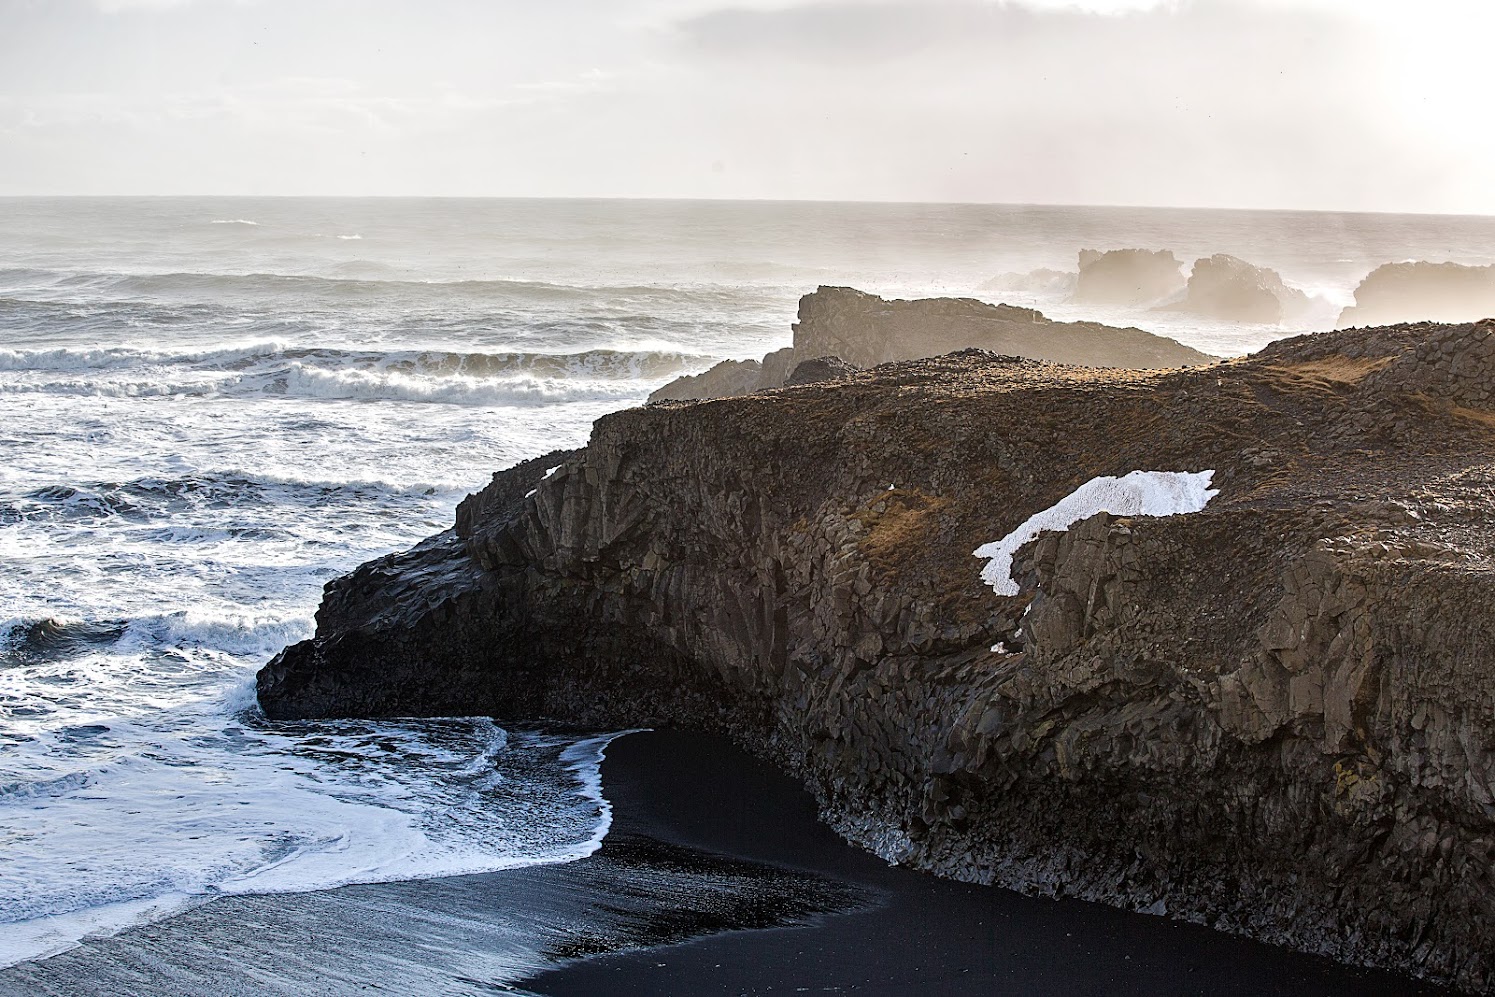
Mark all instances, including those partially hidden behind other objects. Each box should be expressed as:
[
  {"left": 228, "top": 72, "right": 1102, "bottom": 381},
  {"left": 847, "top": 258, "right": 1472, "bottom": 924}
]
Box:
[
  {"left": 1073, "top": 248, "right": 1186, "bottom": 305},
  {"left": 648, "top": 287, "right": 1213, "bottom": 402},
  {"left": 261, "top": 319, "right": 1495, "bottom": 991},
  {"left": 1340, "top": 261, "right": 1495, "bottom": 327},
  {"left": 646, "top": 358, "right": 765, "bottom": 403},
  {"left": 1172, "top": 254, "right": 1313, "bottom": 324}
]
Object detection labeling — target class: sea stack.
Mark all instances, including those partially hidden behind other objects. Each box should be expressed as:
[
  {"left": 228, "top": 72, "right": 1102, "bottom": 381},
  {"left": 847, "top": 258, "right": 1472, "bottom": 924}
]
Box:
[
  {"left": 1339, "top": 261, "right": 1495, "bottom": 327},
  {"left": 1175, "top": 254, "right": 1312, "bottom": 324},
  {"left": 1072, "top": 248, "right": 1186, "bottom": 306}
]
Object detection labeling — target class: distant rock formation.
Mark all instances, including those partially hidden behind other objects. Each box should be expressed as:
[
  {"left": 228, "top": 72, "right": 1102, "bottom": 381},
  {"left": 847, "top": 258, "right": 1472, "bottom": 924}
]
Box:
[
  {"left": 1072, "top": 249, "right": 1186, "bottom": 306},
  {"left": 1173, "top": 254, "right": 1312, "bottom": 324},
  {"left": 648, "top": 286, "right": 1214, "bottom": 403},
  {"left": 1339, "top": 261, "right": 1495, "bottom": 327},
  {"left": 977, "top": 268, "right": 1077, "bottom": 297}
]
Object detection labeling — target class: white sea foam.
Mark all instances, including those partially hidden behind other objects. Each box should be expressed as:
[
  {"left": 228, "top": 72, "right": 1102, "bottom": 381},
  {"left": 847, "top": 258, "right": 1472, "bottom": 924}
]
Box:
[
  {"left": 0, "top": 895, "right": 206, "bottom": 970},
  {"left": 275, "top": 363, "right": 647, "bottom": 406},
  {"left": 0, "top": 340, "right": 300, "bottom": 372},
  {"left": 0, "top": 363, "right": 656, "bottom": 406},
  {"left": 0, "top": 341, "right": 703, "bottom": 384},
  {"left": 0, "top": 708, "right": 627, "bottom": 969},
  {"left": 974, "top": 470, "right": 1218, "bottom": 596},
  {"left": 209, "top": 219, "right": 258, "bottom": 226}
]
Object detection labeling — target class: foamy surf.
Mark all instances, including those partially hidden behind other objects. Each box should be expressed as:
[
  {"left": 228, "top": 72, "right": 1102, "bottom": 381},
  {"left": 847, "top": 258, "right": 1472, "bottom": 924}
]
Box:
[{"left": 0, "top": 710, "right": 627, "bottom": 970}]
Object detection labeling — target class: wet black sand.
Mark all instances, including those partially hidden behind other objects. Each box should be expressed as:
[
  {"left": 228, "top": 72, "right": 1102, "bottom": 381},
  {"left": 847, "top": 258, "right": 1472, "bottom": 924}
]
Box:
[
  {"left": 523, "top": 729, "right": 1442, "bottom": 996},
  {"left": 1, "top": 730, "right": 1447, "bottom": 995}
]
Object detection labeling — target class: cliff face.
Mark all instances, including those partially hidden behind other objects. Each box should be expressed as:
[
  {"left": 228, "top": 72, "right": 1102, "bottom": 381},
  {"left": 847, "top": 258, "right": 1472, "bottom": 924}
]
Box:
[
  {"left": 262, "top": 320, "right": 1495, "bottom": 991},
  {"left": 649, "top": 286, "right": 1213, "bottom": 403},
  {"left": 1340, "top": 262, "right": 1495, "bottom": 327}
]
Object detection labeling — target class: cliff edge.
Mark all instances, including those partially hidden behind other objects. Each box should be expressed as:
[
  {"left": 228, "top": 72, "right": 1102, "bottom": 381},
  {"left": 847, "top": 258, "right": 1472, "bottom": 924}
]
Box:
[{"left": 262, "top": 320, "right": 1495, "bottom": 990}]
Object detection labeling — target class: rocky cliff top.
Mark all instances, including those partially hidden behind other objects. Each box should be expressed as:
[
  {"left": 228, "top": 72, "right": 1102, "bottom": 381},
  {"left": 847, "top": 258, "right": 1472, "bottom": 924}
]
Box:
[
  {"left": 649, "top": 286, "right": 1213, "bottom": 403},
  {"left": 264, "top": 318, "right": 1495, "bottom": 990}
]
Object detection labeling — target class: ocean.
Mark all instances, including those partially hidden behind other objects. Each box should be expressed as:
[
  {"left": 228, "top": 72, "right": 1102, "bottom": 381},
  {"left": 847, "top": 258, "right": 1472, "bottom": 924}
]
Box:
[{"left": 2, "top": 196, "right": 1493, "bottom": 968}]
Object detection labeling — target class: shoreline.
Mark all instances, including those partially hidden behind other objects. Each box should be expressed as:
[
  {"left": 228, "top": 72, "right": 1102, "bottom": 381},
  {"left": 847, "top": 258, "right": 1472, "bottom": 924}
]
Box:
[
  {"left": 522, "top": 730, "right": 1446, "bottom": 996},
  {"left": 0, "top": 730, "right": 1449, "bottom": 995}
]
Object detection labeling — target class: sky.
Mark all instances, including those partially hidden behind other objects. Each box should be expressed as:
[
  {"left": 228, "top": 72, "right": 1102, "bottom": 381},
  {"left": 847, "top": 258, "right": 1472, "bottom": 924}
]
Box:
[{"left": 0, "top": 0, "right": 1491, "bottom": 212}]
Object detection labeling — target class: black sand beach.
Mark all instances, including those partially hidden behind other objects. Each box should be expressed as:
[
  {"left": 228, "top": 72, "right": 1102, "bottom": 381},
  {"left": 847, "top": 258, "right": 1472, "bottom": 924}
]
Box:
[
  {"left": 1, "top": 730, "right": 1446, "bottom": 996},
  {"left": 523, "top": 730, "right": 1444, "bottom": 996}
]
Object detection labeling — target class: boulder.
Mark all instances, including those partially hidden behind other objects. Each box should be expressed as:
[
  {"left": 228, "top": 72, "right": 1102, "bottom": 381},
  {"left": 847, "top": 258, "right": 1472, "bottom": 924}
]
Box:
[{"left": 784, "top": 355, "right": 862, "bottom": 386}]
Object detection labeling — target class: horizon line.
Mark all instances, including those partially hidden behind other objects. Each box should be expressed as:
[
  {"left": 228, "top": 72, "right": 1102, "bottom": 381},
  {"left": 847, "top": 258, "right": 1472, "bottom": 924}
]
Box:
[{"left": 0, "top": 193, "right": 1491, "bottom": 221}]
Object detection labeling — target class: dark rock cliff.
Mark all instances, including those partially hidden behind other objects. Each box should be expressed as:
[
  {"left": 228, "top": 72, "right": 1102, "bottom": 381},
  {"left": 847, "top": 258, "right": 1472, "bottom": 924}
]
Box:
[
  {"left": 261, "top": 320, "right": 1495, "bottom": 991},
  {"left": 649, "top": 286, "right": 1213, "bottom": 402}
]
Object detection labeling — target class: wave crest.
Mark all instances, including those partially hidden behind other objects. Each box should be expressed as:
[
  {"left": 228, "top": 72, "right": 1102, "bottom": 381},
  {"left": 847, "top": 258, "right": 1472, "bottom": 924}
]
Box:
[{"left": 0, "top": 341, "right": 704, "bottom": 406}]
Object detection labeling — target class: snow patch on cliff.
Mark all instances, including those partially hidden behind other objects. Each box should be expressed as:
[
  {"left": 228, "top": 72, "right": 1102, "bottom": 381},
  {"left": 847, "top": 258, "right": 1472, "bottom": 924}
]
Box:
[{"left": 975, "top": 470, "right": 1218, "bottom": 596}]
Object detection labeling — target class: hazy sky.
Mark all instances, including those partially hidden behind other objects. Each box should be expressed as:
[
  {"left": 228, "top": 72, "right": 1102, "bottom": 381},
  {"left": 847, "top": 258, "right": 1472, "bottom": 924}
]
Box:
[{"left": 0, "top": 0, "right": 1490, "bottom": 212}]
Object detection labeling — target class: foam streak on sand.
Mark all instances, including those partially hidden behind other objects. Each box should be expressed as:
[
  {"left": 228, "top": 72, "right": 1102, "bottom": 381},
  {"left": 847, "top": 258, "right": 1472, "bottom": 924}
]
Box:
[{"left": 975, "top": 470, "right": 1218, "bottom": 596}]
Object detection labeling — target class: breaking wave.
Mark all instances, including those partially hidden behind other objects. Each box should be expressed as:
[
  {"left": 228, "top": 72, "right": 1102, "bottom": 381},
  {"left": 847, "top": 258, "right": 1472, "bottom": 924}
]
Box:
[
  {"left": 4, "top": 470, "right": 464, "bottom": 528},
  {"left": 0, "top": 266, "right": 755, "bottom": 309},
  {"left": 0, "top": 610, "right": 305, "bottom": 668},
  {"left": 0, "top": 341, "right": 707, "bottom": 379},
  {"left": 0, "top": 341, "right": 712, "bottom": 406}
]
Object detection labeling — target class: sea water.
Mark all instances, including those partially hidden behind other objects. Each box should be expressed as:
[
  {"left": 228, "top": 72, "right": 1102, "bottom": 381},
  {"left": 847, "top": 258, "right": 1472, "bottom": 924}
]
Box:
[{"left": 2, "top": 196, "right": 1492, "bottom": 966}]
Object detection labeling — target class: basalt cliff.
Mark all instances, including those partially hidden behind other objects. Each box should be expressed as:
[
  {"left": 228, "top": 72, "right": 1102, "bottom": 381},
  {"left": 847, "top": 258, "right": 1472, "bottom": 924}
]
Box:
[{"left": 261, "top": 319, "right": 1495, "bottom": 991}]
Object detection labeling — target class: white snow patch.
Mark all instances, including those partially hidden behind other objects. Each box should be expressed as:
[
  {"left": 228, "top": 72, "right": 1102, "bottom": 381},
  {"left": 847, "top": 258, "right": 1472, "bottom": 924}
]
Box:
[
  {"left": 974, "top": 470, "right": 1218, "bottom": 596},
  {"left": 544, "top": 465, "right": 562, "bottom": 478}
]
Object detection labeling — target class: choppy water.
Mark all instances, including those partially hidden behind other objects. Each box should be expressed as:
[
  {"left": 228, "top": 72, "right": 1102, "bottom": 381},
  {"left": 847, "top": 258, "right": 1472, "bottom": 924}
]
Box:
[{"left": 2, "top": 196, "right": 1492, "bottom": 967}]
